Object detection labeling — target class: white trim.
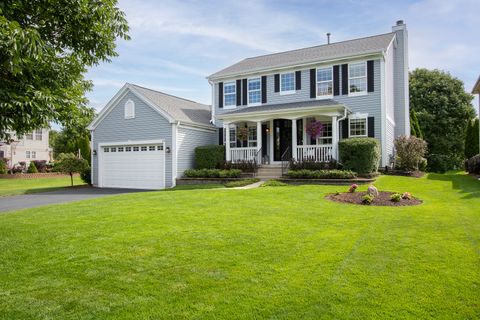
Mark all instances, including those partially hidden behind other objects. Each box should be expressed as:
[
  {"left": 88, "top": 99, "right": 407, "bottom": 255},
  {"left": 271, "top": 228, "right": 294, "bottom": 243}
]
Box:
[
  {"left": 347, "top": 61, "right": 368, "bottom": 96},
  {"left": 171, "top": 123, "right": 177, "bottom": 188},
  {"left": 348, "top": 114, "right": 368, "bottom": 138},
  {"left": 315, "top": 65, "right": 334, "bottom": 99},
  {"left": 124, "top": 99, "right": 135, "bottom": 119},
  {"left": 177, "top": 122, "right": 216, "bottom": 133},
  {"left": 223, "top": 81, "right": 237, "bottom": 109},
  {"left": 279, "top": 71, "right": 296, "bottom": 94},
  {"left": 380, "top": 57, "right": 388, "bottom": 166},
  {"left": 208, "top": 52, "right": 384, "bottom": 81},
  {"left": 97, "top": 139, "right": 165, "bottom": 189},
  {"left": 90, "top": 130, "right": 94, "bottom": 186},
  {"left": 247, "top": 77, "right": 262, "bottom": 106}
]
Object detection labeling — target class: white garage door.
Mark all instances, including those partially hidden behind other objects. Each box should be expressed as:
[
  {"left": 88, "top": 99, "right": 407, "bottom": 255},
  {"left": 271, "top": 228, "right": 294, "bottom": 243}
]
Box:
[{"left": 99, "top": 142, "right": 165, "bottom": 189}]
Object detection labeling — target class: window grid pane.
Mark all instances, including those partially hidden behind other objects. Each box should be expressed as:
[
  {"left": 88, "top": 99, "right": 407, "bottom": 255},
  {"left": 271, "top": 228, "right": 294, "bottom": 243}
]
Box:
[
  {"left": 316, "top": 67, "right": 333, "bottom": 97},
  {"left": 281, "top": 73, "right": 295, "bottom": 92},
  {"left": 229, "top": 128, "right": 236, "bottom": 148},
  {"left": 224, "top": 82, "right": 236, "bottom": 106},
  {"left": 248, "top": 78, "right": 261, "bottom": 104},
  {"left": 349, "top": 62, "right": 367, "bottom": 94},
  {"left": 350, "top": 118, "right": 367, "bottom": 136}
]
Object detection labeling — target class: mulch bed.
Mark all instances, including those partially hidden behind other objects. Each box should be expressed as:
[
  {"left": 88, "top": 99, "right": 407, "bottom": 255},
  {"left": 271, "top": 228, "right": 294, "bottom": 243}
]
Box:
[
  {"left": 382, "top": 170, "right": 425, "bottom": 178},
  {"left": 326, "top": 191, "right": 422, "bottom": 206}
]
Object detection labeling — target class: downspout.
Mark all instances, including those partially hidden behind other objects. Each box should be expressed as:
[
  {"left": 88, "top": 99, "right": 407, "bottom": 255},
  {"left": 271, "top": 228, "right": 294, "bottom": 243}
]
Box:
[
  {"left": 336, "top": 107, "right": 348, "bottom": 160},
  {"left": 208, "top": 79, "right": 215, "bottom": 125}
]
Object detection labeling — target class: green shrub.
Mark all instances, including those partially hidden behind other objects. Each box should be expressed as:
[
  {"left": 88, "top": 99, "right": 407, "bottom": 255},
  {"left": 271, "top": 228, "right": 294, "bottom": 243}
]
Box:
[
  {"left": 465, "top": 154, "right": 480, "bottom": 174},
  {"left": 427, "top": 154, "right": 450, "bottom": 173},
  {"left": 289, "top": 159, "right": 339, "bottom": 171},
  {"left": 225, "top": 178, "right": 260, "bottom": 188},
  {"left": 31, "top": 160, "right": 48, "bottom": 172},
  {"left": 394, "top": 135, "right": 428, "bottom": 171},
  {"left": 390, "top": 193, "right": 401, "bottom": 202},
  {"left": 183, "top": 169, "right": 241, "bottom": 178},
  {"left": 220, "top": 160, "right": 257, "bottom": 172},
  {"left": 362, "top": 194, "right": 374, "bottom": 205},
  {"left": 287, "top": 169, "right": 357, "bottom": 179},
  {"left": 27, "top": 162, "right": 38, "bottom": 173},
  {"left": 194, "top": 145, "right": 225, "bottom": 169},
  {"left": 261, "top": 179, "right": 288, "bottom": 187},
  {"left": 339, "top": 138, "right": 380, "bottom": 174},
  {"left": 80, "top": 166, "right": 92, "bottom": 185},
  {"left": 0, "top": 159, "right": 7, "bottom": 174}
]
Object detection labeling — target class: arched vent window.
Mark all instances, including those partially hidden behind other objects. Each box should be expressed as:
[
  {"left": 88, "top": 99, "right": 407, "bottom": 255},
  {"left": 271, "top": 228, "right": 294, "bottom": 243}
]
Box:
[{"left": 124, "top": 99, "right": 135, "bottom": 119}]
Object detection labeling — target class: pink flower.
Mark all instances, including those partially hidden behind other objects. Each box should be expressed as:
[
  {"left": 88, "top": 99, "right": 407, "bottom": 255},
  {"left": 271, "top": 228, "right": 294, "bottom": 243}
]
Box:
[
  {"left": 402, "top": 192, "right": 412, "bottom": 200},
  {"left": 348, "top": 184, "right": 358, "bottom": 193}
]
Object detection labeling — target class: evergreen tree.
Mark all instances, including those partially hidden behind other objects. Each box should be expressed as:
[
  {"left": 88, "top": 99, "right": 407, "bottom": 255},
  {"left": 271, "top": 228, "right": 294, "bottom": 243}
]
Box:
[
  {"left": 410, "top": 109, "right": 423, "bottom": 139},
  {"left": 465, "top": 118, "right": 479, "bottom": 159}
]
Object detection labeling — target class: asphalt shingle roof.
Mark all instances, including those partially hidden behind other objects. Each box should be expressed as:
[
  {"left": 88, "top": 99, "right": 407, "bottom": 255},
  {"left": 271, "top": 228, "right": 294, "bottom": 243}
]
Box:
[
  {"left": 208, "top": 32, "right": 396, "bottom": 79},
  {"left": 131, "top": 84, "right": 212, "bottom": 126},
  {"left": 219, "top": 99, "right": 343, "bottom": 117}
]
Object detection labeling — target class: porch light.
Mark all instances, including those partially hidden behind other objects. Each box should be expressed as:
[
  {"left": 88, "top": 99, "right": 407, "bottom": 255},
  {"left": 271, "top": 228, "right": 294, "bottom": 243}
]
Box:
[
  {"left": 93, "top": 150, "right": 97, "bottom": 156},
  {"left": 165, "top": 146, "right": 171, "bottom": 153},
  {"left": 266, "top": 128, "right": 270, "bottom": 133}
]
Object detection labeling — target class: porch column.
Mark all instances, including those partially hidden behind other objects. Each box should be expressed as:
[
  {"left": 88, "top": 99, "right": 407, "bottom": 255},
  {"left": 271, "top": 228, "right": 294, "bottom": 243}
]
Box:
[
  {"left": 302, "top": 117, "right": 307, "bottom": 145},
  {"left": 292, "top": 119, "right": 297, "bottom": 160},
  {"left": 332, "top": 116, "right": 338, "bottom": 160},
  {"left": 269, "top": 119, "right": 274, "bottom": 163},
  {"left": 225, "top": 124, "right": 231, "bottom": 161},
  {"left": 256, "top": 121, "right": 262, "bottom": 163}
]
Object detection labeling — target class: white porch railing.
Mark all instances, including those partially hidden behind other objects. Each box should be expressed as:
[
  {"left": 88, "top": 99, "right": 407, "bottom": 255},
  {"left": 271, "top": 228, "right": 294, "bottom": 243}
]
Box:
[
  {"left": 296, "top": 145, "right": 334, "bottom": 162},
  {"left": 230, "top": 147, "right": 258, "bottom": 163}
]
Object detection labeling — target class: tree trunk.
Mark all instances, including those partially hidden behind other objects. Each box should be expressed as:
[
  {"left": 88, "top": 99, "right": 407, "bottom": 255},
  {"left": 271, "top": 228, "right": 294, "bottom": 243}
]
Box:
[{"left": 70, "top": 173, "right": 73, "bottom": 186}]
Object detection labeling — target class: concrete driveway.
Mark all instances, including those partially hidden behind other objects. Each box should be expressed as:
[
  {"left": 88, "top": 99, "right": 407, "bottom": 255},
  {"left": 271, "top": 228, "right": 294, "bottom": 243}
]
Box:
[{"left": 0, "top": 186, "right": 151, "bottom": 213}]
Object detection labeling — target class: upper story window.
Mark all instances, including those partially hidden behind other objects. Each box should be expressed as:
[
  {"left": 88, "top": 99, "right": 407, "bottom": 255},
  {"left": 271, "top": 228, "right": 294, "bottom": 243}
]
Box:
[
  {"left": 224, "top": 82, "right": 236, "bottom": 107},
  {"left": 280, "top": 72, "right": 295, "bottom": 93},
  {"left": 25, "top": 132, "right": 33, "bottom": 140},
  {"left": 124, "top": 99, "right": 135, "bottom": 119},
  {"left": 35, "top": 129, "right": 42, "bottom": 140},
  {"left": 349, "top": 62, "right": 367, "bottom": 95},
  {"left": 316, "top": 67, "right": 333, "bottom": 97},
  {"left": 349, "top": 117, "right": 367, "bottom": 137},
  {"left": 248, "top": 78, "right": 261, "bottom": 105}
]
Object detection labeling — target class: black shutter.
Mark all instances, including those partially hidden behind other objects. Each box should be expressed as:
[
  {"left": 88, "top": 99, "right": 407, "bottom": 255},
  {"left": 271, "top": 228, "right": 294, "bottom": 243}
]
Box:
[
  {"left": 236, "top": 80, "right": 242, "bottom": 106},
  {"left": 218, "top": 128, "right": 224, "bottom": 145},
  {"left": 218, "top": 82, "right": 223, "bottom": 108},
  {"left": 274, "top": 74, "right": 280, "bottom": 92},
  {"left": 341, "top": 119, "right": 349, "bottom": 139},
  {"left": 368, "top": 117, "right": 375, "bottom": 137},
  {"left": 341, "top": 64, "right": 348, "bottom": 95},
  {"left": 242, "top": 79, "right": 247, "bottom": 105},
  {"left": 333, "top": 65, "right": 340, "bottom": 96},
  {"left": 295, "top": 71, "right": 301, "bottom": 90},
  {"left": 261, "top": 76, "right": 267, "bottom": 104},
  {"left": 310, "top": 68, "right": 316, "bottom": 98},
  {"left": 367, "top": 60, "right": 374, "bottom": 92}
]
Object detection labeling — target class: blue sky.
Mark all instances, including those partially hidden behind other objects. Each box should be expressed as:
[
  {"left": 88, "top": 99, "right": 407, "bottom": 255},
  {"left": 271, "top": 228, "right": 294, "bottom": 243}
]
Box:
[{"left": 85, "top": 0, "right": 480, "bottom": 112}]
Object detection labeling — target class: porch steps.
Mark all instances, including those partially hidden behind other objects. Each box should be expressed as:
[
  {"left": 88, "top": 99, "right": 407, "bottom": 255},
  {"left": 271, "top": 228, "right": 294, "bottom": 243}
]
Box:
[{"left": 256, "top": 165, "right": 283, "bottom": 180}]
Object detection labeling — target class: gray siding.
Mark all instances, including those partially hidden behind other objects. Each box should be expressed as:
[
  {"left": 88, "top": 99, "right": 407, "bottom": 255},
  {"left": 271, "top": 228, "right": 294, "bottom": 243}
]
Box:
[
  {"left": 393, "top": 26, "right": 410, "bottom": 137},
  {"left": 176, "top": 125, "right": 216, "bottom": 177},
  {"left": 92, "top": 90, "right": 174, "bottom": 188},
  {"left": 386, "top": 119, "right": 395, "bottom": 166}
]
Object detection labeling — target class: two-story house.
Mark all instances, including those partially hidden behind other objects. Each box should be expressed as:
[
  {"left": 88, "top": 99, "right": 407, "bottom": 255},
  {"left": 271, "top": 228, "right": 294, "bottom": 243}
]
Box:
[
  {"left": 208, "top": 20, "right": 410, "bottom": 167},
  {"left": 89, "top": 21, "right": 410, "bottom": 190},
  {"left": 0, "top": 129, "right": 52, "bottom": 168}
]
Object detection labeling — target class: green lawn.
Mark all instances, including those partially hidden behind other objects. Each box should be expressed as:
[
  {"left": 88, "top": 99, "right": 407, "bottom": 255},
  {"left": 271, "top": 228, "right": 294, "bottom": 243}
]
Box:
[
  {"left": 0, "top": 176, "right": 84, "bottom": 196},
  {"left": 0, "top": 173, "right": 479, "bottom": 319}
]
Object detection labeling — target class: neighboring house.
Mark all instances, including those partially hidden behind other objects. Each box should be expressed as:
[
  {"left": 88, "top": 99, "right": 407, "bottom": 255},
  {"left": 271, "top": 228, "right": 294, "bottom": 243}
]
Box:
[
  {"left": 87, "top": 84, "right": 216, "bottom": 189},
  {"left": 472, "top": 76, "right": 480, "bottom": 152},
  {"left": 0, "top": 129, "right": 52, "bottom": 167},
  {"left": 207, "top": 20, "right": 410, "bottom": 167}
]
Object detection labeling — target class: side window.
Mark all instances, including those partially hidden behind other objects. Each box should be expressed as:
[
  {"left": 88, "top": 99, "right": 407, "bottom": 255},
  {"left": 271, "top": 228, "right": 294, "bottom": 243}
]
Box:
[
  {"left": 349, "top": 117, "right": 367, "bottom": 137},
  {"left": 124, "top": 99, "right": 135, "bottom": 119}
]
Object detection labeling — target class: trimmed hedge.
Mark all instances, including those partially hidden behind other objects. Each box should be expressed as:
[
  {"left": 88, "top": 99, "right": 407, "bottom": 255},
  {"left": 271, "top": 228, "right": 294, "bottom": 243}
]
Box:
[
  {"left": 184, "top": 169, "right": 241, "bottom": 178},
  {"left": 465, "top": 154, "right": 480, "bottom": 174},
  {"left": 0, "top": 159, "right": 7, "bottom": 174},
  {"left": 27, "top": 162, "right": 38, "bottom": 173},
  {"left": 339, "top": 138, "right": 380, "bottom": 174},
  {"left": 289, "top": 159, "right": 339, "bottom": 171},
  {"left": 195, "top": 145, "right": 225, "bottom": 169},
  {"left": 81, "top": 166, "right": 92, "bottom": 185},
  {"left": 287, "top": 169, "right": 357, "bottom": 179},
  {"left": 220, "top": 160, "right": 257, "bottom": 172}
]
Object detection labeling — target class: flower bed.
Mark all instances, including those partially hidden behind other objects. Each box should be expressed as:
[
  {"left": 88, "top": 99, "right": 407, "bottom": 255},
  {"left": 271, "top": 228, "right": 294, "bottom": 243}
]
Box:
[
  {"left": 287, "top": 169, "right": 357, "bottom": 179},
  {"left": 327, "top": 191, "right": 422, "bottom": 206},
  {"left": 183, "top": 169, "right": 242, "bottom": 178}
]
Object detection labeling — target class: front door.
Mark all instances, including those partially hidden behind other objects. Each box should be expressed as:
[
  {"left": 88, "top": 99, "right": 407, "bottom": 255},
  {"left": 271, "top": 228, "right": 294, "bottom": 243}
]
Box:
[{"left": 273, "top": 119, "right": 292, "bottom": 161}]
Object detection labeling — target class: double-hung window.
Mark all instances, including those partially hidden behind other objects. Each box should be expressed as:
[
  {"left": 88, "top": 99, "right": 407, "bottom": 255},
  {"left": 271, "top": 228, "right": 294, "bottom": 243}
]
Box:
[
  {"left": 248, "top": 127, "right": 257, "bottom": 147},
  {"left": 318, "top": 123, "right": 333, "bottom": 144},
  {"left": 316, "top": 67, "right": 333, "bottom": 97},
  {"left": 280, "top": 72, "right": 295, "bottom": 93},
  {"left": 31, "top": 151, "right": 36, "bottom": 159},
  {"left": 224, "top": 82, "right": 236, "bottom": 107},
  {"left": 229, "top": 126, "right": 237, "bottom": 148},
  {"left": 26, "top": 151, "right": 31, "bottom": 158},
  {"left": 349, "top": 117, "right": 367, "bottom": 137},
  {"left": 248, "top": 78, "right": 261, "bottom": 105},
  {"left": 349, "top": 62, "right": 367, "bottom": 94},
  {"left": 25, "top": 133, "right": 33, "bottom": 140},
  {"left": 35, "top": 129, "right": 42, "bottom": 140}
]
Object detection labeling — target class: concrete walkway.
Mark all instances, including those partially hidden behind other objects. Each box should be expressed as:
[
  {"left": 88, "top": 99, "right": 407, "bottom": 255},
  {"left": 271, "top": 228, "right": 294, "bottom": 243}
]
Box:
[
  {"left": 231, "top": 180, "right": 265, "bottom": 189},
  {"left": 0, "top": 186, "right": 150, "bottom": 213}
]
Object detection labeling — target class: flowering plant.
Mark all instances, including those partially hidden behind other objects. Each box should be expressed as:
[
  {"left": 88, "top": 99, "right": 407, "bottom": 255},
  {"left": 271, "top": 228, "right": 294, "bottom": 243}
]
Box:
[
  {"left": 362, "top": 194, "right": 374, "bottom": 205},
  {"left": 237, "top": 127, "right": 248, "bottom": 141},
  {"left": 348, "top": 184, "right": 358, "bottom": 193},
  {"left": 401, "top": 192, "right": 412, "bottom": 200},
  {"left": 306, "top": 120, "right": 324, "bottom": 140}
]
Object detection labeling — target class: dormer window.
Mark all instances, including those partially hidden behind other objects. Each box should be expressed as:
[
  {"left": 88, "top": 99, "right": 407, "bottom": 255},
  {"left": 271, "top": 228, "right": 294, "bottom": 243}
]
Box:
[
  {"left": 280, "top": 72, "right": 295, "bottom": 94},
  {"left": 248, "top": 78, "right": 261, "bottom": 105},
  {"left": 124, "top": 99, "right": 135, "bottom": 119},
  {"left": 224, "top": 82, "right": 236, "bottom": 107},
  {"left": 349, "top": 62, "right": 367, "bottom": 95}
]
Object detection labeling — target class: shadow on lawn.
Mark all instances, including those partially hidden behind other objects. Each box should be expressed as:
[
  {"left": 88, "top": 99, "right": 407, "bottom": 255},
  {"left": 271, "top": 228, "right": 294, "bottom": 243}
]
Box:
[{"left": 427, "top": 172, "right": 480, "bottom": 199}]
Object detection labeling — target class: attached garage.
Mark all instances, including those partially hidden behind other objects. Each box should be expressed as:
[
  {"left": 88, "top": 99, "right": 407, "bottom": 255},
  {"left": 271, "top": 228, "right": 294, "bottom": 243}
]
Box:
[
  {"left": 99, "top": 141, "right": 165, "bottom": 189},
  {"left": 88, "top": 83, "right": 216, "bottom": 190}
]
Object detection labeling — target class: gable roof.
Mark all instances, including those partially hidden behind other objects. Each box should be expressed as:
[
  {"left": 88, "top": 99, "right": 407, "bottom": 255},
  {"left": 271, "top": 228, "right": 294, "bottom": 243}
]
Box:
[
  {"left": 208, "top": 32, "right": 396, "bottom": 80},
  {"left": 472, "top": 76, "right": 480, "bottom": 94},
  {"left": 88, "top": 83, "right": 213, "bottom": 130}
]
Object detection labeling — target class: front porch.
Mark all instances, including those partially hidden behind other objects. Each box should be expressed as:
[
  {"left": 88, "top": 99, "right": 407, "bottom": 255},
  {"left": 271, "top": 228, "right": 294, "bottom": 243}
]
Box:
[{"left": 219, "top": 102, "right": 349, "bottom": 165}]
